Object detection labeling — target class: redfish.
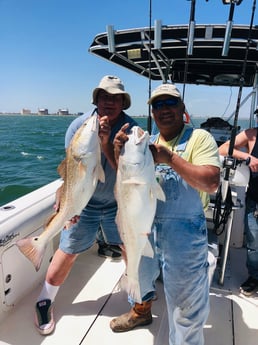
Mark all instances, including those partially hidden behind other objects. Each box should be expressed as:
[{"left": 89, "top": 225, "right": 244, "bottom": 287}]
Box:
[
  {"left": 16, "top": 114, "right": 105, "bottom": 271},
  {"left": 115, "top": 126, "right": 165, "bottom": 303}
]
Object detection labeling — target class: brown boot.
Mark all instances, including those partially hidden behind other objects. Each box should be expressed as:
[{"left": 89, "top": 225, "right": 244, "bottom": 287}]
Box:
[{"left": 110, "top": 300, "right": 152, "bottom": 332}]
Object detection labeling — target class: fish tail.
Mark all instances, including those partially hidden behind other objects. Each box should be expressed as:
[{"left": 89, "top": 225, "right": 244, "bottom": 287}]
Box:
[
  {"left": 120, "top": 274, "right": 142, "bottom": 304},
  {"left": 16, "top": 237, "right": 47, "bottom": 272}
]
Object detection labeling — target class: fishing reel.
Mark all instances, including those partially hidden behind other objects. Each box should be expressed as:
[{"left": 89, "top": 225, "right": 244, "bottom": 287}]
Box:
[
  {"left": 222, "top": 156, "right": 250, "bottom": 171},
  {"left": 221, "top": 155, "right": 250, "bottom": 191},
  {"left": 213, "top": 155, "right": 250, "bottom": 236}
]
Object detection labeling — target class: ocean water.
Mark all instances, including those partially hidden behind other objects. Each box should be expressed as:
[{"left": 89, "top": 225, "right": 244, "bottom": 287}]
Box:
[
  {"left": 0, "top": 115, "right": 75, "bottom": 206},
  {"left": 0, "top": 114, "right": 250, "bottom": 207}
]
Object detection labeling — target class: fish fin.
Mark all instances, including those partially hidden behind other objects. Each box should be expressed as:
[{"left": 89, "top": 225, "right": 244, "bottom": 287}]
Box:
[
  {"left": 78, "top": 160, "right": 87, "bottom": 178},
  {"left": 45, "top": 212, "right": 58, "bottom": 227},
  {"left": 57, "top": 158, "right": 67, "bottom": 179},
  {"left": 154, "top": 181, "right": 166, "bottom": 202},
  {"left": 120, "top": 273, "right": 142, "bottom": 304},
  {"left": 142, "top": 239, "right": 154, "bottom": 258},
  {"left": 16, "top": 237, "right": 47, "bottom": 271}
]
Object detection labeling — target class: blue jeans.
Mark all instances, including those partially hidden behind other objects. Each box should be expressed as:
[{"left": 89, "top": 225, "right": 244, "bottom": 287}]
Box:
[
  {"left": 245, "top": 197, "right": 258, "bottom": 279},
  {"left": 59, "top": 206, "right": 122, "bottom": 254}
]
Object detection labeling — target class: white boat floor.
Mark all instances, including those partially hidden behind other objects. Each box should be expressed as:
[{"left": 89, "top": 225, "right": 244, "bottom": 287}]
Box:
[{"left": 0, "top": 244, "right": 258, "bottom": 345}]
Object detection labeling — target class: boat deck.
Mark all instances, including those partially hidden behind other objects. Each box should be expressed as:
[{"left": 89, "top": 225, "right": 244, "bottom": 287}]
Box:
[{"left": 0, "top": 243, "right": 257, "bottom": 345}]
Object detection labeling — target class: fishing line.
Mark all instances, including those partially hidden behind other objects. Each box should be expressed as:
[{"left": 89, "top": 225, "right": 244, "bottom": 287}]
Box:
[{"left": 221, "top": 87, "right": 233, "bottom": 117}]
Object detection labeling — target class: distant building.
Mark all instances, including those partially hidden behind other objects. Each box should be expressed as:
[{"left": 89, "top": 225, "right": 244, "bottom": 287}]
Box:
[
  {"left": 58, "top": 109, "right": 69, "bottom": 115},
  {"left": 21, "top": 108, "right": 31, "bottom": 115},
  {"left": 38, "top": 108, "right": 48, "bottom": 115}
]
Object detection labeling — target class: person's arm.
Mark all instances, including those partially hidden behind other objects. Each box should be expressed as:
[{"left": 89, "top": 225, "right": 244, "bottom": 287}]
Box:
[
  {"left": 98, "top": 116, "right": 117, "bottom": 170},
  {"left": 218, "top": 130, "right": 250, "bottom": 160},
  {"left": 149, "top": 144, "right": 220, "bottom": 194},
  {"left": 113, "top": 126, "right": 220, "bottom": 194},
  {"left": 219, "top": 128, "right": 258, "bottom": 173}
]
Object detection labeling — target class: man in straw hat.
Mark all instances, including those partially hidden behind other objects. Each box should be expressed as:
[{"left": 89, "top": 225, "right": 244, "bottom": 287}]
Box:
[
  {"left": 34, "top": 75, "right": 137, "bottom": 335},
  {"left": 110, "top": 83, "right": 220, "bottom": 345}
]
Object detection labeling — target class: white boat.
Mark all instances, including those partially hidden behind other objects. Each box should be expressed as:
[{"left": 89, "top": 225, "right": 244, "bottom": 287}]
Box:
[{"left": 1, "top": 1, "right": 258, "bottom": 344}]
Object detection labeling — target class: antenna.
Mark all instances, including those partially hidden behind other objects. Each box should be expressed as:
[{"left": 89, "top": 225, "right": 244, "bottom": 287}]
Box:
[{"left": 147, "top": 0, "right": 152, "bottom": 134}]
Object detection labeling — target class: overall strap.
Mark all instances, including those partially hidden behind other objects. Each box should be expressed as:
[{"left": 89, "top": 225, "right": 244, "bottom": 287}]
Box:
[
  {"left": 150, "top": 133, "right": 159, "bottom": 144},
  {"left": 176, "top": 127, "right": 193, "bottom": 152},
  {"left": 150, "top": 127, "right": 193, "bottom": 151}
]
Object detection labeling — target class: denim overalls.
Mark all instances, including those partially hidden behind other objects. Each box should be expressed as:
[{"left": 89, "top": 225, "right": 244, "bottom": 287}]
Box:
[{"left": 138, "top": 127, "right": 210, "bottom": 345}]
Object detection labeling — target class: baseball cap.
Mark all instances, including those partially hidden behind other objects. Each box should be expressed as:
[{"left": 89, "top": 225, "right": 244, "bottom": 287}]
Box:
[{"left": 147, "top": 83, "right": 181, "bottom": 104}]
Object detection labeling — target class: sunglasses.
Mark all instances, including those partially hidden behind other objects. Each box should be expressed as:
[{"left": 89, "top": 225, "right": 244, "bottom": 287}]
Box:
[{"left": 152, "top": 98, "right": 179, "bottom": 110}]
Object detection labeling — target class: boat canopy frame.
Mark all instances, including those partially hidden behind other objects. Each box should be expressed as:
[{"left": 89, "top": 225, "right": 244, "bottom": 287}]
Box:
[{"left": 89, "top": 24, "right": 258, "bottom": 88}]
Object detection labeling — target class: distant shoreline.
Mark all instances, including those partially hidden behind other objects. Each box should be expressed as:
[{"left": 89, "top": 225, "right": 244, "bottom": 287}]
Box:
[
  {"left": 0, "top": 113, "right": 79, "bottom": 116},
  {"left": 0, "top": 113, "right": 149, "bottom": 118}
]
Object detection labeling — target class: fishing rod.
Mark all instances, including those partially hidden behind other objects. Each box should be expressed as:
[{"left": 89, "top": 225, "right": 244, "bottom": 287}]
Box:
[
  {"left": 147, "top": 0, "right": 153, "bottom": 134},
  {"left": 213, "top": 0, "right": 256, "bottom": 238},
  {"left": 221, "top": 0, "right": 256, "bottom": 203}
]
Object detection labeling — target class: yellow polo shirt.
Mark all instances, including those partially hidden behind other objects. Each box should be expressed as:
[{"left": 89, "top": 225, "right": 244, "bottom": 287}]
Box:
[{"left": 156, "top": 125, "right": 221, "bottom": 210}]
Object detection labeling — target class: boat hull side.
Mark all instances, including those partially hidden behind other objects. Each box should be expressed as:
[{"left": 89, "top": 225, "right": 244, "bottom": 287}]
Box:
[{"left": 0, "top": 179, "right": 62, "bottom": 324}]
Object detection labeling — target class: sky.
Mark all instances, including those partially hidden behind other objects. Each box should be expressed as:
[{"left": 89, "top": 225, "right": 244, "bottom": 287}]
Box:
[{"left": 0, "top": 0, "right": 257, "bottom": 118}]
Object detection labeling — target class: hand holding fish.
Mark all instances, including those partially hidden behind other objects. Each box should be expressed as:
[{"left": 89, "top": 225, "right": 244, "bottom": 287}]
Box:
[
  {"left": 113, "top": 123, "right": 130, "bottom": 163},
  {"left": 149, "top": 144, "right": 174, "bottom": 165},
  {"left": 98, "top": 115, "right": 118, "bottom": 170},
  {"left": 98, "top": 115, "right": 111, "bottom": 145}
]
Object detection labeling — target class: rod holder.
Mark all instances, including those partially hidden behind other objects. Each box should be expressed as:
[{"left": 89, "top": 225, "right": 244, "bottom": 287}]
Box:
[
  {"left": 106, "top": 25, "right": 115, "bottom": 53},
  {"left": 222, "top": 20, "right": 233, "bottom": 56},
  {"left": 154, "top": 20, "right": 162, "bottom": 49},
  {"left": 187, "top": 21, "right": 195, "bottom": 56}
]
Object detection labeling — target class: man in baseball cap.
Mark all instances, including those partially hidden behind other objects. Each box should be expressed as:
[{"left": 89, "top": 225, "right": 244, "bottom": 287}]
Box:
[{"left": 147, "top": 83, "right": 181, "bottom": 105}]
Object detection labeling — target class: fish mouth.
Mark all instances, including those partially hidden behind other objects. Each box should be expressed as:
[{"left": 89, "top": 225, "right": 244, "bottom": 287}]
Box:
[{"left": 133, "top": 127, "right": 148, "bottom": 145}]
